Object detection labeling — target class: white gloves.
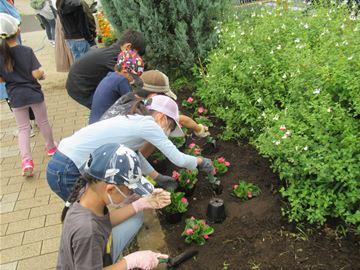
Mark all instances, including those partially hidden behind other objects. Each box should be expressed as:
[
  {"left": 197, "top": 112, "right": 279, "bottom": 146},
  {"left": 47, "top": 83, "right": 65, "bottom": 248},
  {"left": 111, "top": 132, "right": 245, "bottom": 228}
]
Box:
[
  {"left": 124, "top": 250, "right": 168, "bottom": 270},
  {"left": 132, "top": 188, "right": 171, "bottom": 213},
  {"left": 194, "top": 124, "right": 210, "bottom": 137}
]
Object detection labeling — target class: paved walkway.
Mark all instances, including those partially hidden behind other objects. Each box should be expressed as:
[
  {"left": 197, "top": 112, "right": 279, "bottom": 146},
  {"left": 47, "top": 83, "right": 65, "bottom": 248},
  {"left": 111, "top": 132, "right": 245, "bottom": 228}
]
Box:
[{"left": 0, "top": 29, "right": 88, "bottom": 269}]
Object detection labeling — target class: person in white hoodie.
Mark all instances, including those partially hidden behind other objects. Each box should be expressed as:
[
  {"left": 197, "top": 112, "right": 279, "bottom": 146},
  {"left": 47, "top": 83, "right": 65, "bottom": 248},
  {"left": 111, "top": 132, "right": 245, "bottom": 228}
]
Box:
[{"left": 33, "top": 0, "right": 56, "bottom": 45}]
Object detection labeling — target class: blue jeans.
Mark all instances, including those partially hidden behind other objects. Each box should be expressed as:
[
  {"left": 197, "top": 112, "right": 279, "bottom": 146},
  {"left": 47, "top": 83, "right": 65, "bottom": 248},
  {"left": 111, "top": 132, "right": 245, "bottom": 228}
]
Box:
[
  {"left": 46, "top": 151, "right": 80, "bottom": 201},
  {"left": 112, "top": 212, "right": 144, "bottom": 261},
  {"left": 66, "top": 39, "right": 90, "bottom": 61}
]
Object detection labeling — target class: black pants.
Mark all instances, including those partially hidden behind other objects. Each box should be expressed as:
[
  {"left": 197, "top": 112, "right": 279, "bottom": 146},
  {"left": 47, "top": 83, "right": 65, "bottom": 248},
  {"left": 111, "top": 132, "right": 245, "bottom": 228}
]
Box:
[{"left": 36, "top": 14, "right": 56, "bottom": 41}]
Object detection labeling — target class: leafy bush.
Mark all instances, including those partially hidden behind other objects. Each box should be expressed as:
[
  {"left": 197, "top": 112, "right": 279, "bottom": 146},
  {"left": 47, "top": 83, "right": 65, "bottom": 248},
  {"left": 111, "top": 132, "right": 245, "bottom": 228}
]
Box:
[
  {"left": 101, "top": 0, "right": 231, "bottom": 78},
  {"left": 197, "top": 3, "right": 360, "bottom": 231}
]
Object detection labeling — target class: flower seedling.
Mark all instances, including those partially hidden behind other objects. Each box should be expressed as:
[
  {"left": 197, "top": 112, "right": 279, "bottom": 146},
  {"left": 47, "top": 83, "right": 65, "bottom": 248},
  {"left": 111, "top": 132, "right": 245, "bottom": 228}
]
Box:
[
  {"left": 213, "top": 156, "right": 231, "bottom": 175},
  {"left": 182, "top": 97, "right": 197, "bottom": 110},
  {"left": 170, "top": 136, "right": 186, "bottom": 148},
  {"left": 233, "top": 180, "right": 261, "bottom": 200},
  {"left": 163, "top": 191, "right": 189, "bottom": 214},
  {"left": 182, "top": 217, "right": 214, "bottom": 245},
  {"left": 150, "top": 151, "right": 166, "bottom": 164},
  {"left": 185, "top": 142, "right": 202, "bottom": 156},
  {"left": 172, "top": 169, "right": 198, "bottom": 191}
]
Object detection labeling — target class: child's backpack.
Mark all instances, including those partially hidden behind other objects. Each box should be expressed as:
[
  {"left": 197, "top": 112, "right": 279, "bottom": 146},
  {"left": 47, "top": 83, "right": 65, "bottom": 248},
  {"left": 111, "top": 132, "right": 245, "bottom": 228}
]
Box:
[{"left": 30, "top": 0, "right": 46, "bottom": 10}]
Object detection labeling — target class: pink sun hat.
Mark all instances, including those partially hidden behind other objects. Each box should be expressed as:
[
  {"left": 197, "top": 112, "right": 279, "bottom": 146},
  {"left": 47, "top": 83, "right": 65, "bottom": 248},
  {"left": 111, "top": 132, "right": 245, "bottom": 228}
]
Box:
[{"left": 146, "top": 95, "right": 184, "bottom": 137}]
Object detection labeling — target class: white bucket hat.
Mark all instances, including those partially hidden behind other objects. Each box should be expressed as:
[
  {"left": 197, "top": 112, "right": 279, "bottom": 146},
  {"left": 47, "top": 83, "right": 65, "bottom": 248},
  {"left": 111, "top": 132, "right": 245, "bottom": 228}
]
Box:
[{"left": 0, "top": 13, "right": 20, "bottom": 39}]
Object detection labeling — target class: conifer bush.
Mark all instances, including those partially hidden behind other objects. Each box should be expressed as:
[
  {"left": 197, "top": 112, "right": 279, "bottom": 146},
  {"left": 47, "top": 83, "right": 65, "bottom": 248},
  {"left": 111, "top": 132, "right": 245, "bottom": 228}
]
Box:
[
  {"left": 101, "top": 0, "right": 231, "bottom": 78},
  {"left": 197, "top": 3, "right": 360, "bottom": 232}
]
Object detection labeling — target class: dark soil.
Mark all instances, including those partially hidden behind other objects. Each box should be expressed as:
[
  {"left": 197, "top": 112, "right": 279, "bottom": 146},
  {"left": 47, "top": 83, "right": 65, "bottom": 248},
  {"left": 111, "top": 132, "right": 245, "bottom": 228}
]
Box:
[{"left": 155, "top": 89, "right": 360, "bottom": 270}]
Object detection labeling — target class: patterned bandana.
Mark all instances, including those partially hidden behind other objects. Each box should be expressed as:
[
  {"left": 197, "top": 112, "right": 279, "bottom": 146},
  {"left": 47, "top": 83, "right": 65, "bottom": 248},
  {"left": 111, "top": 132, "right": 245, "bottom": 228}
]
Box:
[{"left": 117, "top": 49, "right": 145, "bottom": 76}]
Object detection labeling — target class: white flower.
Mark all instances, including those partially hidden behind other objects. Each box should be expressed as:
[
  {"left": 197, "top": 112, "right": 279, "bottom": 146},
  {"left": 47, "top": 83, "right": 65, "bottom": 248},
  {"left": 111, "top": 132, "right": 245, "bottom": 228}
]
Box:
[
  {"left": 250, "top": 128, "right": 254, "bottom": 132},
  {"left": 296, "top": 44, "right": 305, "bottom": 49},
  {"left": 313, "top": 88, "right": 321, "bottom": 94},
  {"left": 281, "top": 24, "right": 286, "bottom": 29},
  {"left": 251, "top": 12, "right": 256, "bottom": 17},
  {"left": 303, "top": 146, "right": 309, "bottom": 151},
  {"left": 274, "top": 28, "right": 279, "bottom": 34},
  {"left": 232, "top": 65, "right": 237, "bottom": 70},
  {"left": 282, "top": 74, "right": 287, "bottom": 79},
  {"left": 304, "top": 23, "right": 309, "bottom": 29},
  {"left": 273, "top": 114, "right": 279, "bottom": 121},
  {"left": 274, "top": 140, "right": 281, "bottom": 145},
  {"left": 327, "top": 107, "right": 332, "bottom": 113},
  {"left": 261, "top": 112, "right": 266, "bottom": 118},
  {"left": 348, "top": 56, "right": 353, "bottom": 60},
  {"left": 294, "top": 38, "right": 300, "bottom": 43},
  {"left": 277, "top": 44, "right": 282, "bottom": 50},
  {"left": 342, "top": 40, "right": 349, "bottom": 46},
  {"left": 270, "top": 50, "right": 274, "bottom": 55},
  {"left": 257, "top": 97, "right": 262, "bottom": 103},
  {"left": 267, "top": 36, "right": 271, "bottom": 40},
  {"left": 240, "top": 31, "right": 245, "bottom": 36},
  {"left": 230, "top": 32, "right": 236, "bottom": 38},
  {"left": 341, "top": 24, "right": 345, "bottom": 29}
]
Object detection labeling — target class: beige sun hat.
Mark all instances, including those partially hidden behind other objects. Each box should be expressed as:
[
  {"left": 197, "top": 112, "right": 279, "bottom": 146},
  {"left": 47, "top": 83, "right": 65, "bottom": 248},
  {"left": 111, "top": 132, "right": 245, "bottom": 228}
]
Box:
[{"left": 140, "top": 70, "right": 177, "bottom": 100}]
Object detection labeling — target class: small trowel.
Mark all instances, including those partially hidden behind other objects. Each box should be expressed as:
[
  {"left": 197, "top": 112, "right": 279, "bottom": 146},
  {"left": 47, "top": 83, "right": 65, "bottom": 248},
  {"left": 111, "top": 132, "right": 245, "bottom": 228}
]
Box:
[{"left": 159, "top": 250, "right": 198, "bottom": 268}]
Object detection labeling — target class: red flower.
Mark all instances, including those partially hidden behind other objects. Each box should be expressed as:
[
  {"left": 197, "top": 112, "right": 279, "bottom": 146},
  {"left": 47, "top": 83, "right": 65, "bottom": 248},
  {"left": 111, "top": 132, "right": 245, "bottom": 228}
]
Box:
[
  {"left": 217, "top": 157, "right": 225, "bottom": 163},
  {"left": 187, "top": 97, "right": 194, "bottom": 103},
  {"left": 203, "top": 234, "right": 209, "bottom": 239},
  {"left": 188, "top": 143, "right": 196, "bottom": 149},
  {"left": 194, "top": 148, "right": 201, "bottom": 155},
  {"left": 172, "top": 170, "right": 180, "bottom": 180},
  {"left": 186, "top": 228, "right": 194, "bottom": 235},
  {"left": 247, "top": 191, "right": 253, "bottom": 199},
  {"left": 224, "top": 161, "right": 230, "bottom": 167},
  {"left": 233, "top": 184, "right": 238, "bottom": 189},
  {"left": 181, "top": 197, "right": 188, "bottom": 204},
  {"left": 198, "top": 107, "right": 206, "bottom": 114}
]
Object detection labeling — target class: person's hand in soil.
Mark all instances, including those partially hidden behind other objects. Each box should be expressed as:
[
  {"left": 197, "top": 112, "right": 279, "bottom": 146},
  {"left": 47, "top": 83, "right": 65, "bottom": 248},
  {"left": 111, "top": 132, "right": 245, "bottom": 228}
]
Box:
[
  {"left": 194, "top": 124, "right": 210, "bottom": 138},
  {"left": 154, "top": 173, "right": 178, "bottom": 191},
  {"left": 122, "top": 250, "right": 168, "bottom": 270},
  {"left": 198, "top": 157, "right": 215, "bottom": 175},
  {"left": 132, "top": 188, "right": 171, "bottom": 212}
]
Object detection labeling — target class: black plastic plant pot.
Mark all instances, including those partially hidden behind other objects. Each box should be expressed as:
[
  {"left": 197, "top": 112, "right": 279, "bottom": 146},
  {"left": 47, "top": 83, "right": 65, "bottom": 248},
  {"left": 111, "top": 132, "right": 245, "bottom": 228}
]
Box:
[
  {"left": 165, "top": 212, "right": 183, "bottom": 224},
  {"left": 206, "top": 198, "right": 226, "bottom": 223}
]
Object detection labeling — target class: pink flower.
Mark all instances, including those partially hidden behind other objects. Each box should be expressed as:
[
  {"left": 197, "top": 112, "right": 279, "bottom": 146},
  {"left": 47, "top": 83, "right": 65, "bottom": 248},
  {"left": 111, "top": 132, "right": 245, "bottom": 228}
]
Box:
[
  {"left": 201, "top": 220, "right": 206, "bottom": 226},
  {"left": 188, "top": 143, "right": 196, "bottom": 149},
  {"left": 224, "top": 161, "right": 231, "bottom": 167},
  {"left": 247, "top": 191, "right": 253, "bottom": 199},
  {"left": 213, "top": 168, "right": 218, "bottom": 175},
  {"left": 186, "top": 228, "right": 194, "bottom": 235},
  {"left": 172, "top": 170, "right": 180, "bottom": 180},
  {"left": 279, "top": 125, "right": 286, "bottom": 131},
  {"left": 186, "top": 179, "right": 191, "bottom": 183},
  {"left": 233, "top": 184, "right": 238, "bottom": 189},
  {"left": 190, "top": 216, "right": 195, "bottom": 220},
  {"left": 198, "top": 107, "right": 206, "bottom": 114},
  {"left": 187, "top": 97, "right": 194, "bottom": 103},
  {"left": 217, "top": 157, "right": 225, "bottom": 163},
  {"left": 181, "top": 197, "right": 188, "bottom": 204},
  {"left": 193, "top": 225, "right": 199, "bottom": 230},
  {"left": 203, "top": 234, "right": 209, "bottom": 239},
  {"left": 194, "top": 148, "right": 201, "bottom": 155}
]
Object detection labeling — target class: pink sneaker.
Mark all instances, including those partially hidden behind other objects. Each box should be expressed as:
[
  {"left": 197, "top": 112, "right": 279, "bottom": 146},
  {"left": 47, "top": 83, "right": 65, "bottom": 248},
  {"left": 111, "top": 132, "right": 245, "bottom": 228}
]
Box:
[
  {"left": 47, "top": 146, "right": 57, "bottom": 156},
  {"left": 22, "top": 159, "right": 34, "bottom": 177}
]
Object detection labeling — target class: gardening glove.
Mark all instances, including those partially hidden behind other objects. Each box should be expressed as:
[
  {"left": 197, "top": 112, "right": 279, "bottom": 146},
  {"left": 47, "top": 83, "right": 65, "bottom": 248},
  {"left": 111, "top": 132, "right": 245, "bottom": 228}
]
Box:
[
  {"left": 132, "top": 188, "right": 171, "bottom": 213},
  {"left": 194, "top": 124, "right": 210, "bottom": 138},
  {"left": 198, "top": 157, "right": 216, "bottom": 176},
  {"left": 124, "top": 250, "right": 168, "bottom": 270},
  {"left": 154, "top": 173, "right": 178, "bottom": 191}
]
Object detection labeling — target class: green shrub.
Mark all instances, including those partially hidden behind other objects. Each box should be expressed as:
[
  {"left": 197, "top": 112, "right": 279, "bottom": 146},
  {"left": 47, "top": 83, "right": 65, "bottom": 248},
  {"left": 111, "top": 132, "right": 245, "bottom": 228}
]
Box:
[
  {"left": 101, "top": 0, "right": 231, "bottom": 78},
  {"left": 197, "top": 3, "right": 360, "bottom": 231}
]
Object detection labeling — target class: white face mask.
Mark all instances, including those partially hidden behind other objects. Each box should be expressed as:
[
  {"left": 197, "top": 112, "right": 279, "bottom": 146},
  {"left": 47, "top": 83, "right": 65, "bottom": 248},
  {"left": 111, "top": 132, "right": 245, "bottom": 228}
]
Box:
[{"left": 107, "top": 186, "right": 129, "bottom": 208}]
